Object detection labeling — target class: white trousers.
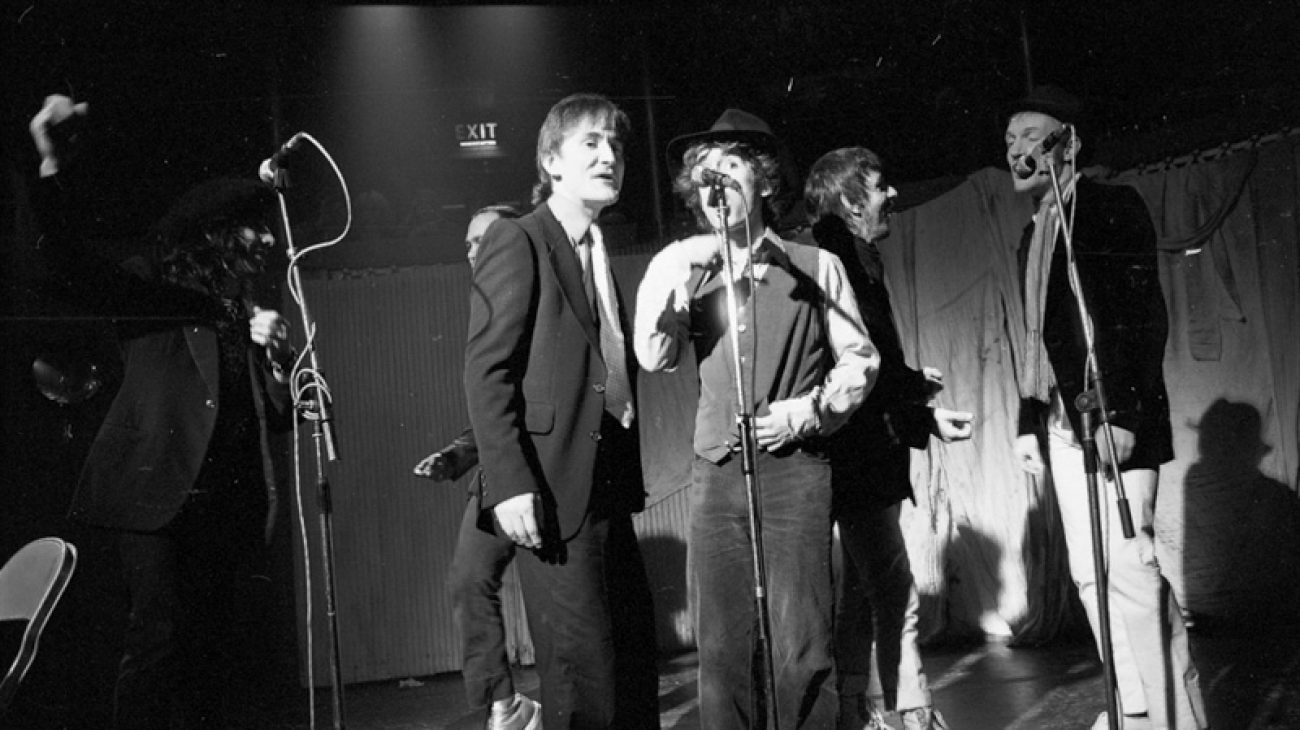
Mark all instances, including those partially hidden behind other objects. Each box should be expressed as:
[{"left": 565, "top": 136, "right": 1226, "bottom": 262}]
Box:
[{"left": 1048, "top": 430, "right": 1206, "bottom": 729}]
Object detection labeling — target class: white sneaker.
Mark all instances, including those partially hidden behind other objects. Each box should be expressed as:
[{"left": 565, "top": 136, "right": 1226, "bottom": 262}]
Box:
[
  {"left": 488, "top": 692, "right": 542, "bottom": 730},
  {"left": 901, "top": 706, "right": 949, "bottom": 730}
]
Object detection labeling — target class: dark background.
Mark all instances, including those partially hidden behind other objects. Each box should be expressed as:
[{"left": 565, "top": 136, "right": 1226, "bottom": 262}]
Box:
[
  {"left": 4, "top": 1, "right": 1298, "bottom": 261},
  {"left": 1, "top": 1, "right": 1297, "bottom": 726}
]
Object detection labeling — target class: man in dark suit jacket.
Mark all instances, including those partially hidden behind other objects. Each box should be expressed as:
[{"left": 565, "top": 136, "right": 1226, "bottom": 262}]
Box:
[
  {"left": 413, "top": 204, "right": 547, "bottom": 729},
  {"left": 805, "top": 147, "right": 972, "bottom": 730},
  {"left": 461, "top": 93, "right": 656, "bottom": 730},
  {"left": 29, "top": 94, "right": 296, "bottom": 729},
  {"left": 1006, "top": 86, "right": 1205, "bottom": 730}
]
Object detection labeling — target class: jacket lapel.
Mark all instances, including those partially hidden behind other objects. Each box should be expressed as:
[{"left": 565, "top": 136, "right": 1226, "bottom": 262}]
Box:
[
  {"left": 184, "top": 325, "right": 220, "bottom": 400},
  {"left": 532, "top": 206, "right": 600, "bottom": 349}
]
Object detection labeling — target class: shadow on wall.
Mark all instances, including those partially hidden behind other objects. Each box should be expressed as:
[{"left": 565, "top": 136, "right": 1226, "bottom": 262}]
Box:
[
  {"left": 1181, "top": 398, "right": 1300, "bottom": 625},
  {"left": 933, "top": 522, "right": 1003, "bottom": 644}
]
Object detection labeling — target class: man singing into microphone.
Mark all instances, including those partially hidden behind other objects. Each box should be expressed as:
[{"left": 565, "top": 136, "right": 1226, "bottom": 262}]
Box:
[
  {"left": 635, "top": 109, "right": 878, "bottom": 729},
  {"left": 28, "top": 94, "right": 296, "bottom": 728},
  {"left": 1004, "top": 85, "right": 1206, "bottom": 730}
]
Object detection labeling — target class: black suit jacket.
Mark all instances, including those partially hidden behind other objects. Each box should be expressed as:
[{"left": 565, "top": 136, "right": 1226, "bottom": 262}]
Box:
[
  {"left": 463, "top": 202, "right": 643, "bottom": 542},
  {"left": 1017, "top": 177, "right": 1173, "bottom": 468},
  {"left": 33, "top": 176, "right": 293, "bottom": 532},
  {"left": 815, "top": 218, "right": 934, "bottom": 512}
]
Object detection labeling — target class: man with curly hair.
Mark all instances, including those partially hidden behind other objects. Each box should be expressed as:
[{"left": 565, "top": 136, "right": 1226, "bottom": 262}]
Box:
[
  {"left": 635, "top": 108, "right": 878, "bottom": 729},
  {"left": 29, "top": 94, "right": 296, "bottom": 728}
]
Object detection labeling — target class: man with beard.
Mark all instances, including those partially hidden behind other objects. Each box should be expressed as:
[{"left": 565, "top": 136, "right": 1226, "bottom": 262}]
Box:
[{"left": 28, "top": 94, "right": 296, "bottom": 728}]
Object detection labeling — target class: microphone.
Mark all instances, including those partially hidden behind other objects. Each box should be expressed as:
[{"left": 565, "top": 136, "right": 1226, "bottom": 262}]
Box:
[
  {"left": 1013, "top": 124, "right": 1073, "bottom": 179},
  {"left": 692, "top": 167, "right": 740, "bottom": 189},
  {"left": 1038, "top": 124, "right": 1072, "bottom": 155},
  {"left": 258, "top": 132, "right": 307, "bottom": 184}
]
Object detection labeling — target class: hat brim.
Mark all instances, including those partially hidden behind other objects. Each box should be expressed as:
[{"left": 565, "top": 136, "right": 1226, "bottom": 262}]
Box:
[
  {"left": 154, "top": 178, "right": 274, "bottom": 240},
  {"left": 666, "top": 128, "right": 780, "bottom": 171}
]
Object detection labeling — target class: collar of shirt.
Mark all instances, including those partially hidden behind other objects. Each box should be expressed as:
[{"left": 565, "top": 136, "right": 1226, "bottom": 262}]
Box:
[
  {"left": 750, "top": 234, "right": 791, "bottom": 271},
  {"left": 715, "top": 228, "right": 789, "bottom": 280}
]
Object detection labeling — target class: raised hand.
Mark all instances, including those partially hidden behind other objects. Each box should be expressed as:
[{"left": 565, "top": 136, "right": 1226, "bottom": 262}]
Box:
[{"left": 30, "top": 95, "right": 90, "bottom": 177}]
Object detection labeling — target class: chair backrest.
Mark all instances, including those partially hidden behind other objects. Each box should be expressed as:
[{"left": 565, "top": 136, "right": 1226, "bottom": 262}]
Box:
[{"left": 0, "top": 537, "right": 78, "bottom": 712}]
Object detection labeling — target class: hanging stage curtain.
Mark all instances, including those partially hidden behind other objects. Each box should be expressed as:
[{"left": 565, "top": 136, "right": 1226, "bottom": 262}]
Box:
[
  {"left": 882, "top": 137, "right": 1300, "bottom": 642},
  {"left": 1120, "top": 140, "right": 1300, "bottom": 620}
]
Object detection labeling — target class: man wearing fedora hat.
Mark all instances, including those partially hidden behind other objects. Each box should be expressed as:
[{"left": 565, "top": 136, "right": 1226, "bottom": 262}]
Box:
[
  {"left": 1004, "top": 85, "right": 1206, "bottom": 729},
  {"left": 29, "top": 94, "right": 296, "bottom": 728},
  {"left": 635, "top": 108, "right": 878, "bottom": 729}
]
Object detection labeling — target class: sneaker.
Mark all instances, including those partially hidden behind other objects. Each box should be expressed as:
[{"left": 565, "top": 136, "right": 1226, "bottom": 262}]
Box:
[
  {"left": 1092, "top": 712, "right": 1155, "bottom": 730},
  {"left": 838, "top": 691, "right": 888, "bottom": 730},
  {"left": 900, "top": 706, "right": 949, "bottom": 730},
  {"left": 488, "top": 692, "right": 542, "bottom": 730}
]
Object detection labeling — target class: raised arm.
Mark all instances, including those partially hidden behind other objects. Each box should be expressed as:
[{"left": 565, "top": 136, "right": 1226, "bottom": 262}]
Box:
[{"left": 634, "top": 235, "right": 719, "bottom": 372}]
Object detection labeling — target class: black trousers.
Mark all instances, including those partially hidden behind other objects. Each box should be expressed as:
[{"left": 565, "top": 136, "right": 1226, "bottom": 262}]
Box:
[
  {"left": 113, "top": 476, "right": 269, "bottom": 729},
  {"left": 509, "top": 508, "right": 659, "bottom": 730}
]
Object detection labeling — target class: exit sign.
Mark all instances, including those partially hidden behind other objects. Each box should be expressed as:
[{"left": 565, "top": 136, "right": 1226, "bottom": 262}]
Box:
[{"left": 456, "top": 122, "right": 499, "bottom": 148}]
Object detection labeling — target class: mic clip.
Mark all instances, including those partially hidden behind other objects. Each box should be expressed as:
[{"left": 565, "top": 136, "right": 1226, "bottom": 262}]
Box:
[
  {"left": 1039, "top": 124, "right": 1072, "bottom": 155},
  {"left": 695, "top": 168, "right": 739, "bottom": 190},
  {"left": 259, "top": 132, "right": 307, "bottom": 187}
]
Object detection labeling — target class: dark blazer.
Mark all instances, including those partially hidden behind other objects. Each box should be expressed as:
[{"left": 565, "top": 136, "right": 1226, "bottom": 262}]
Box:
[
  {"left": 815, "top": 217, "right": 934, "bottom": 512},
  {"left": 1017, "top": 177, "right": 1173, "bottom": 468},
  {"left": 463, "top": 203, "right": 643, "bottom": 542},
  {"left": 33, "top": 176, "right": 293, "bottom": 532}
]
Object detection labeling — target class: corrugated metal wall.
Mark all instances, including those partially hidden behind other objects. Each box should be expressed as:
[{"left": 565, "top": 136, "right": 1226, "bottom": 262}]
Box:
[
  {"left": 289, "top": 255, "right": 694, "bottom": 685},
  {"left": 290, "top": 264, "right": 475, "bottom": 683}
]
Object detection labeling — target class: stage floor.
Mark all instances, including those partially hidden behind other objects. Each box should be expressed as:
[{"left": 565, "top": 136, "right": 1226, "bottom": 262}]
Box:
[{"left": 273, "top": 619, "right": 1300, "bottom": 730}]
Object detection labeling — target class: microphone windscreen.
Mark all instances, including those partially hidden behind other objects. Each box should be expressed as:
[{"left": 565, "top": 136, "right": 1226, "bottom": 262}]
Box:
[{"left": 258, "top": 158, "right": 276, "bottom": 185}]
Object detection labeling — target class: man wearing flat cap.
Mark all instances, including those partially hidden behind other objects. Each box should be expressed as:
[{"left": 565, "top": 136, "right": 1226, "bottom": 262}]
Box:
[
  {"left": 635, "top": 108, "right": 878, "bottom": 729},
  {"left": 29, "top": 94, "right": 296, "bottom": 727},
  {"left": 1004, "top": 85, "right": 1206, "bottom": 729}
]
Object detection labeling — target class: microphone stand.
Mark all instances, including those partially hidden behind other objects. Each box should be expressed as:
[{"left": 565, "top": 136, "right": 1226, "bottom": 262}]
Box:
[
  {"left": 1043, "top": 154, "right": 1134, "bottom": 730},
  {"left": 710, "top": 181, "right": 779, "bottom": 730},
  {"left": 268, "top": 162, "right": 348, "bottom": 730}
]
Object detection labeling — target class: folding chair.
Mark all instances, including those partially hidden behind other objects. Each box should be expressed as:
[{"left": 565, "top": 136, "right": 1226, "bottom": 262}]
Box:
[{"left": 0, "top": 537, "right": 78, "bottom": 712}]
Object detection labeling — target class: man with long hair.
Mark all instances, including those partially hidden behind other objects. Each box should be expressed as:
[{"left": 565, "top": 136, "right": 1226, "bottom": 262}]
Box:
[
  {"left": 635, "top": 109, "right": 878, "bottom": 729},
  {"left": 29, "top": 94, "right": 296, "bottom": 728}
]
